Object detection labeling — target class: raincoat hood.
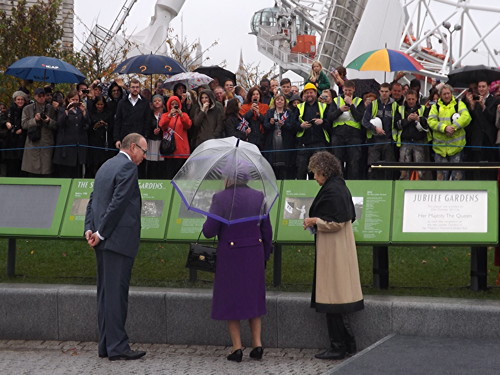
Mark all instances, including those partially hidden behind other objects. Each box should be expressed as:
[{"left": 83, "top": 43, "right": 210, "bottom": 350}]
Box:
[
  {"left": 198, "top": 89, "right": 216, "bottom": 110},
  {"left": 167, "top": 95, "right": 183, "bottom": 112}
]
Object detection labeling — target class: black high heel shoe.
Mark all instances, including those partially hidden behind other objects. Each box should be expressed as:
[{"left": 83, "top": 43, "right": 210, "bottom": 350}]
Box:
[
  {"left": 227, "top": 349, "right": 243, "bottom": 362},
  {"left": 249, "top": 346, "right": 263, "bottom": 360}
]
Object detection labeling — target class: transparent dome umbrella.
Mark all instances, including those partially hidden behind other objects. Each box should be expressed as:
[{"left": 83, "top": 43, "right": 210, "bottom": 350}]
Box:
[{"left": 171, "top": 137, "right": 279, "bottom": 224}]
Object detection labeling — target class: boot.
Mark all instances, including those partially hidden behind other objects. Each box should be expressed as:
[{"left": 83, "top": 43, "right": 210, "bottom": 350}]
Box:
[
  {"left": 342, "top": 315, "right": 357, "bottom": 355},
  {"left": 315, "top": 313, "right": 346, "bottom": 360},
  {"left": 315, "top": 342, "right": 346, "bottom": 360}
]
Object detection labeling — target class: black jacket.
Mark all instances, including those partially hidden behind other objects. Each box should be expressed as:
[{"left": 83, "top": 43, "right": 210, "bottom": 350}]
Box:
[
  {"left": 398, "top": 104, "right": 429, "bottom": 143},
  {"left": 113, "top": 95, "right": 151, "bottom": 142},
  {"left": 53, "top": 107, "right": 90, "bottom": 166},
  {"left": 466, "top": 94, "right": 498, "bottom": 146}
]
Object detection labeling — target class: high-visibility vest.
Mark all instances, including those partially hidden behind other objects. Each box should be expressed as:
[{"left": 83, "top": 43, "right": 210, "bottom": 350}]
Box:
[
  {"left": 367, "top": 99, "right": 399, "bottom": 141},
  {"left": 296, "top": 101, "right": 330, "bottom": 143},
  {"left": 427, "top": 97, "right": 471, "bottom": 157},
  {"left": 394, "top": 104, "right": 431, "bottom": 146},
  {"left": 331, "top": 97, "right": 363, "bottom": 129}
]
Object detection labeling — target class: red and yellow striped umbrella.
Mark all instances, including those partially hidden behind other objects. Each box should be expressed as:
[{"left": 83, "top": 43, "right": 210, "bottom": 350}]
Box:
[{"left": 347, "top": 48, "right": 424, "bottom": 72}]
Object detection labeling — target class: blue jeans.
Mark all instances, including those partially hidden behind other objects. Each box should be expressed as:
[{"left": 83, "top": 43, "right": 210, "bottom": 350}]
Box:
[{"left": 434, "top": 151, "right": 463, "bottom": 180}]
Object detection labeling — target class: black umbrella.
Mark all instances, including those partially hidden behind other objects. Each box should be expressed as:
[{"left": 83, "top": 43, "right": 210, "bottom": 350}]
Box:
[
  {"left": 447, "top": 65, "right": 500, "bottom": 87},
  {"left": 194, "top": 65, "right": 236, "bottom": 86},
  {"left": 348, "top": 78, "right": 381, "bottom": 97}
]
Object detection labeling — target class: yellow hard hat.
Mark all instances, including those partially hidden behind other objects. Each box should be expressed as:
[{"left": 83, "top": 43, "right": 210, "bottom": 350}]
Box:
[{"left": 303, "top": 82, "right": 317, "bottom": 92}]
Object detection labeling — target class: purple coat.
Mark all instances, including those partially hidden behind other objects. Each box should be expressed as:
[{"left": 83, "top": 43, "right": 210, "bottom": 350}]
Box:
[{"left": 202, "top": 186, "right": 273, "bottom": 320}]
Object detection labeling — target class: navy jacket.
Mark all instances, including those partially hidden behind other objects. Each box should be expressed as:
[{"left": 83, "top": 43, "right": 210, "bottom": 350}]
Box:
[{"left": 85, "top": 152, "right": 142, "bottom": 258}]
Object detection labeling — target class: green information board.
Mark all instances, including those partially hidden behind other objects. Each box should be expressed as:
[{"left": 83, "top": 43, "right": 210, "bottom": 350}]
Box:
[
  {"left": 166, "top": 181, "right": 281, "bottom": 242},
  {"left": 59, "top": 179, "right": 172, "bottom": 240},
  {"left": 391, "top": 180, "right": 498, "bottom": 245},
  {"left": 59, "top": 179, "right": 93, "bottom": 238},
  {"left": 0, "top": 177, "right": 71, "bottom": 237},
  {"left": 347, "top": 180, "right": 393, "bottom": 243},
  {"left": 275, "top": 180, "right": 393, "bottom": 244}
]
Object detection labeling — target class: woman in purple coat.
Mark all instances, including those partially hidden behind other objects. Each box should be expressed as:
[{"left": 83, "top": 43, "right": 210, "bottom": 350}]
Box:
[{"left": 202, "top": 183, "right": 273, "bottom": 363}]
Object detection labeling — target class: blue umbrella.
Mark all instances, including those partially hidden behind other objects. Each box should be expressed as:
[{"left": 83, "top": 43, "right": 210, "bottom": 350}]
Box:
[
  {"left": 113, "top": 53, "right": 186, "bottom": 75},
  {"left": 5, "top": 56, "right": 86, "bottom": 83}
]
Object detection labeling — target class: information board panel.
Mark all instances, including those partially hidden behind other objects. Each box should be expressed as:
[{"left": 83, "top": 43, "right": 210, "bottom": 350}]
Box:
[
  {"left": 392, "top": 181, "right": 498, "bottom": 244},
  {"left": 59, "top": 179, "right": 172, "bottom": 240},
  {"left": 0, "top": 178, "right": 71, "bottom": 237},
  {"left": 166, "top": 181, "right": 281, "bottom": 242},
  {"left": 275, "top": 180, "right": 393, "bottom": 244}
]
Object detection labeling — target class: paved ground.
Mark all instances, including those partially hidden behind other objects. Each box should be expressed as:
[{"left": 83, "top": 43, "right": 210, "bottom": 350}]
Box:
[
  {"left": 327, "top": 334, "right": 500, "bottom": 375},
  {"left": 0, "top": 340, "right": 342, "bottom": 375}
]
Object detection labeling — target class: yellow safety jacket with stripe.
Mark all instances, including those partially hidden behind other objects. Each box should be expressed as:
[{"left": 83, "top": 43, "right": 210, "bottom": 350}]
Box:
[
  {"left": 331, "top": 97, "right": 363, "bottom": 129},
  {"left": 296, "top": 101, "right": 330, "bottom": 143},
  {"left": 427, "top": 96, "right": 471, "bottom": 157}
]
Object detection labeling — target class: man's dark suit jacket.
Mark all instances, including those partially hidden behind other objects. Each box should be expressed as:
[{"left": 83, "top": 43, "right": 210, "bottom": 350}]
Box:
[{"left": 85, "top": 152, "right": 142, "bottom": 258}]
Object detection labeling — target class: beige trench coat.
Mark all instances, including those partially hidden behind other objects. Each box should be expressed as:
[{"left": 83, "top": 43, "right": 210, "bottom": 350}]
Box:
[
  {"left": 312, "top": 219, "right": 363, "bottom": 312},
  {"left": 21, "top": 102, "right": 57, "bottom": 175}
]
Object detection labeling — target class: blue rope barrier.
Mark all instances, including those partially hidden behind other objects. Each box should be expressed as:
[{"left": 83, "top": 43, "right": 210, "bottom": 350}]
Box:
[{"left": 1, "top": 141, "right": 500, "bottom": 158}]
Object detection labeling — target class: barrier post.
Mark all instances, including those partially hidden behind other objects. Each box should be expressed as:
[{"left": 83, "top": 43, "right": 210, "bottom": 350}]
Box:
[
  {"left": 7, "top": 238, "right": 16, "bottom": 278},
  {"left": 189, "top": 268, "right": 198, "bottom": 283},
  {"left": 273, "top": 243, "right": 282, "bottom": 287},
  {"left": 470, "top": 246, "right": 487, "bottom": 291},
  {"left": 373, "top": 246, "right": 389, "bottom": 289}
]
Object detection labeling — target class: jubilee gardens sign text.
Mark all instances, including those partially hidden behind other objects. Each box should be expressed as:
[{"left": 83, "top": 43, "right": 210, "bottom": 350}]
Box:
[{"left": 402, "top": 190, "right": 488, "bottom": 233}]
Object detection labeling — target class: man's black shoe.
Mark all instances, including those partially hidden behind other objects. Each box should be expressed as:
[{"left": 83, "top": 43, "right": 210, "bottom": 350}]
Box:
[{"left": 108, "top": 349, "right": 146, "bottom": 361}]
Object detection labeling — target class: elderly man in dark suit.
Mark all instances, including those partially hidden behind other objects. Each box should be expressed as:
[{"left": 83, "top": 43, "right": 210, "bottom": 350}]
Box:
[{"left": 85, "top": 132, "right": 147, "bottom": 361}]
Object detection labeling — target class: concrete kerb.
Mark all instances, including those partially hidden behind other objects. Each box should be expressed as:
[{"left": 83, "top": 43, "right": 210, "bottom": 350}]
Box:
[{"left": 1, "top": 284, "right": 500, "bottom": 349}]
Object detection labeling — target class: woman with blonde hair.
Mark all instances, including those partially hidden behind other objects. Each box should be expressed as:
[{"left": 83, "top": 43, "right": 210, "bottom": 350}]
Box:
[{"left": 306, "top": 60, "right": 331, "bottom": 92}]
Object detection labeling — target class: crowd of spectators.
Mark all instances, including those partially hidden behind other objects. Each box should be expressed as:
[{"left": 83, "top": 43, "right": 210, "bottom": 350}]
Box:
[{"left": 1, "top": 63, "right": 500, "bottom": 181}]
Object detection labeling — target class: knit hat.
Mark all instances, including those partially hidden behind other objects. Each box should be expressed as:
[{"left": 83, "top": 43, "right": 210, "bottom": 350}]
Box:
[
  {"left": 12, "top": 90, "right": 28, "bottom": 101},
  {"left": 289, "top": 94, "right": 303, "bottom": 103},
  {"left": 152, "top": 94, "right": 165, "bottom": 103}
]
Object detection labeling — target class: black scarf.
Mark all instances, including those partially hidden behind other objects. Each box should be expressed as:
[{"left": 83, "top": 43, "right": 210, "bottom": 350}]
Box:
[{"left": 309, "top": 176, "right": 355, "bottom": 223}]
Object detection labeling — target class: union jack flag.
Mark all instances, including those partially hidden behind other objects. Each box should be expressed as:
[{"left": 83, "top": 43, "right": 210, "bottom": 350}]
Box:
[
  {"left": 237, "top": 118, "right": 249, "bottom": 132},
  {"left": 163, "top": 127, "right": 175, "bottom": 141},
  {"left": 275, "top": 110, "right": 288, "bottom": 123}
]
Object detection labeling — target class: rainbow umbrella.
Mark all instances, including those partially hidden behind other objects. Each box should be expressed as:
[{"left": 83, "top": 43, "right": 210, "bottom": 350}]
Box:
[{"left": 347, "top": 48, "right": 424, "bottom": 72}]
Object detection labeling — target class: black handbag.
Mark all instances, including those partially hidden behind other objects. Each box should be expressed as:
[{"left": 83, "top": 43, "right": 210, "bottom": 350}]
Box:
[
  {"left": 186, "top": 232, "right": 217, "bottom": 273},
  {"left": 160, "top": 117, "right": 177, "bottom": 155},
  {"left": 27, "top": 125, "right": 41, "bottom": 142}
]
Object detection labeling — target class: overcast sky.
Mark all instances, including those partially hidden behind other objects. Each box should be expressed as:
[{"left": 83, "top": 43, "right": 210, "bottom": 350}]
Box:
[
  {"left": 74, "top": 0, "right": 276, "bottom": 73},
  {"left": 74, "top": 0, "right": 500, "bottom": 81}
]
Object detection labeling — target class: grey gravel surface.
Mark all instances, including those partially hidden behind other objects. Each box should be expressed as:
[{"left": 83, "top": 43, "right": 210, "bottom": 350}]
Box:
[{"left": 0, "top": 340, "right": 342, "bottom": 375}]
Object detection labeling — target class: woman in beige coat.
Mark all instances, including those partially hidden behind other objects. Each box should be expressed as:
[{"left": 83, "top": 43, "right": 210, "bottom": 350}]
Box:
[{"left": 304, "top": 151, "right": 364, "bottom": 360}]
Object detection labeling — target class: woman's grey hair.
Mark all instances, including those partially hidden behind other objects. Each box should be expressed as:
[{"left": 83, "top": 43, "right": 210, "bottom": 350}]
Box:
[{"left": 308, "top": 151, "right": 342, "bottom": 179}]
